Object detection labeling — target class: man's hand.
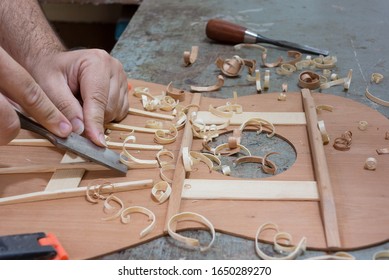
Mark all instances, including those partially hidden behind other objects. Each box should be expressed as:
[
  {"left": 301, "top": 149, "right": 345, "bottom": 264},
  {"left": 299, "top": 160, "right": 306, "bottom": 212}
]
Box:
[
  {"left": 0, "top": 47, "right": 72, "bottom": 145},
  {"left": 29, "top": 49, "right": 129, "bottom": 147}
]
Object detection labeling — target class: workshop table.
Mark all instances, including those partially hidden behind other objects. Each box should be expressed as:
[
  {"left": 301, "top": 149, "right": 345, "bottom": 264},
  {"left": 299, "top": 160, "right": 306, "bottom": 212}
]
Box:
[{"left": 102, "top": 0, "right": 389, "bottom": 259}]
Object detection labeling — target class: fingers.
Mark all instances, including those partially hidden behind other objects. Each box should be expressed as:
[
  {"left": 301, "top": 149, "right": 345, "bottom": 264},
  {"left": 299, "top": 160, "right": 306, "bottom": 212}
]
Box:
[
  {"left": 37, "top": 73, "right": 85, "bottom": 135},
  {"left": 77, "top": 49, "right": 129, "bottom": 147},
  {"left": 0, "top": 47, "right": 72, "bottom": 139},
  {"left": 0, "top": 93, "right": 20, "bottom": 145}
]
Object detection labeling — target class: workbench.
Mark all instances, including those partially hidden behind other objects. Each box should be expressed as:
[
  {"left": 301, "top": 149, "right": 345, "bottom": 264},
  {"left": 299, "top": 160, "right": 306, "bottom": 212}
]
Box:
[{"left": 95, "top": 0, "right": 389, "bottom": 259}]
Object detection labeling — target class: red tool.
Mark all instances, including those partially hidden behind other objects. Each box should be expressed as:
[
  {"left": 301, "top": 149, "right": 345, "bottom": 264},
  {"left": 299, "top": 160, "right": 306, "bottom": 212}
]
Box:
[{"left": 206, "top": 18, "right": 329, "bottom": 56}]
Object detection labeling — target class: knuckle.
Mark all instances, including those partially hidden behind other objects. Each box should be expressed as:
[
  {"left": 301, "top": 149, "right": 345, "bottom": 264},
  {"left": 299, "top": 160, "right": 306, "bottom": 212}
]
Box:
[{"left": 22, "top": 82, "right": 44, "bottom": 108}]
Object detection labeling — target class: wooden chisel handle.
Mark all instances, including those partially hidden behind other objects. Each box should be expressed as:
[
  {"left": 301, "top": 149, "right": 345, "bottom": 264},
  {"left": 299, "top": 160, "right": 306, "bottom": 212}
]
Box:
[{"left": 206, "top": 18, "right": 248, "bottom": 44}]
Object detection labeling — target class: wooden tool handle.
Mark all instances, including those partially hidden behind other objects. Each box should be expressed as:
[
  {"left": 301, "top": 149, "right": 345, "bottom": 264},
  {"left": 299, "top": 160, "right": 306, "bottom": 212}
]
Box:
[{"left": 206, "top": 18, "right": 247, "bottom": 44}]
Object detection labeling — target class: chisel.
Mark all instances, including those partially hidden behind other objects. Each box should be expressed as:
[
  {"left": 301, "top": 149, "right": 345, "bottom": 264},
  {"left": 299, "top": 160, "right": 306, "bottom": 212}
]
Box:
[{"left": 206, "top": 18, "right": 329, "bottom": 56}]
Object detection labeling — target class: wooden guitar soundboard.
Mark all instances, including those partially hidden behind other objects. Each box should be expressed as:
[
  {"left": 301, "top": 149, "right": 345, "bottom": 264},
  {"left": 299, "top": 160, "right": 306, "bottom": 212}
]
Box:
[{"left": 0, "top": 79, "right": 388, "bottom": 259}]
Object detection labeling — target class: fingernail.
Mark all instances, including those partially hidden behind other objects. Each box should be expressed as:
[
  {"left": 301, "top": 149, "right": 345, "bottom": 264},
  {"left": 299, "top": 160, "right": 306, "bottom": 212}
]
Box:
[
  {"left": 71, "top": 118, "right": 85, "bottom": 135},
  {"left": 99, "top": 133, "right": 108, "bottom": 147},
  {"left": 59, "top": 121, "right": 72, "bottom": 136}
]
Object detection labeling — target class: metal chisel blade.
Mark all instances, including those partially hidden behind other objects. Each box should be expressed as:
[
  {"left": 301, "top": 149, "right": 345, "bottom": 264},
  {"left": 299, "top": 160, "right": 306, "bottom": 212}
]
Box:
[
  {"left": 16, "top": 111, "right": 128, "bottom": 175},
  {"left": 54, "top": 133, "right": 128, "bottom": 174}
]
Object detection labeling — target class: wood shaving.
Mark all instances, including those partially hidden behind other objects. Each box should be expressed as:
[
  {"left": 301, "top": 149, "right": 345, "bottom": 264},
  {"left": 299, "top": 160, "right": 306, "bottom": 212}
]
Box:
[
  {"left": 215, "top": 55, "right": 245, "bottom": 77},
  {"left": 121, "top": 206, "right": 156, "bottom": 238},
  {"left": 145, "top": 120, "right": 163, "bottom": 129},
  {"left": 278, "top": 93, "right": 287, "bottom": 101},
  {"left": 239, "top": 118, "right": 276, "bottom": 138},
  {"left": 365, "top": 87, "right": 389, "bottom": 107},
  {"left": 154, "top": 123, "right": 178, "bottom": 144},
  {"left": 255, "top": 223, "right": 307, "bottom": 260},
  {"left": 263, "top": 70, "right": 270, "bottom": 90},
  {"left": 358, "top": 121, "right": 368, "bottom": 131},
  {"left": 151, "top": 181, "right": 172, "bottom": 204},
  {"left": 364, "top": 157, "right": 377, "bottom": 170},
  {"left": 156, "top": 149, "right": 175, "bottom": 167},
  {"left": 167, "top": 212, "right": 215, "bottom": 252},
  {"left": 316, "top": 104, "right": 333, "bottom": 113},
  {"left": 221, "top": 165, "right": 231, "bottom": 176},
  {"left": 376, "top": 148, "right": 389, "bottom": 155},
  {"left": 159, "top": 96, "right": 179, "bottom": 111},
  {"left": 298, "top": 71, "right": 321, "bottom": 90},
  {"left": 373, "top": 250, "right": 389, "bottom": 260},
  {"left": 120, "top": 135, "right": 159, "bottom": 168},
  {"left": 255, "top": 69, "right": 261, "bottom": 93},
  {"left": 233, "top": 155, "right": 277, "bottom": 175},
  {"left": 233, "top": 43, "right": 267, "bottom": 52},
  {"left": 312, "top": 55, "right": 337, "bottom": 69},
  {"left": 166, "top": 81, "right": 186, "bottom": 101},
  {"left": 261, "top": 52, "right": 283, "bottom": 68},
  {"left": 283, "top": 50, "right": 302, "bottom": 66},
  {"left": 371, "top": 73, "right": 383, "bottom": 84},
  {"left": 295, "top": 59, "right": 312, "bottom": 70},
  {"left": 307, "top": 252, "right": 355, "bottom": 260},
  {"left": 333, "top": 131, "right": 352, "bottom": 151},
  {"left": 213, "top": 142, "right": 251, "bottom": 157},
  {"left": 317, "top": 120, "right": 330, "bottom": 145},
  {"left": 190, "top": 75, "right": 224, "bottom": 92},
  {"left": 282, "top": 83, "right": 288, "bottom": 92},
  {"left": 183, "top": 46, "right": 199, "bottom": 66},
  {"left": 101, "top": 194, "right": 124, "bottom": 221},
  {"left": 159, "top": 164, "right": 176, "bottom": 183},
  {"left": 276, "top": 63, "right": 296, "bottom": 75}
]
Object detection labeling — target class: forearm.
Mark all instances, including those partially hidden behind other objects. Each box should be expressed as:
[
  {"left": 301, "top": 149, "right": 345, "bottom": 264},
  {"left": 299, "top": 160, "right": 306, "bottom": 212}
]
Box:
[{"left": 0, "top": 0, "right": 65, "bottom": 71}]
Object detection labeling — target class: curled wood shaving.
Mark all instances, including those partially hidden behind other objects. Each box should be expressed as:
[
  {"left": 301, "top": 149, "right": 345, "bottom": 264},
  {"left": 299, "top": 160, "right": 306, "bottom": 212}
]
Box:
[
  {"left": 317, "top": 120, "right": 330, "bottom": 145},
  {"left": 261, "top": 52, "right": 283, "bottom": 68},
  {"left": 320, "top": 69, "right": 353, "bottom": 90},
  {"left": 183, "top": 46, "right": 199, "bottom": 66},
  {"left": 282, "top": 83, "right": 288, "bottom": 92},
  {"left": 167, "top": 212, "right": 216, "bottom": 252},
  {"left": 216, "top": 55, "right": 245, "bottom": 77},
  {"left": 234, "top": 43, "right": 267, "bottom": 52},
  {"left": 316, "top": 104, "right": 333, "bottom": 113},
  {"left": 333, "top": 130, "right": 352, "bottom": 151},
  {"left": 156, "top": 149, "right": 175, "bottom": 167},
  {"left": 255, "top": 69, "right": 261, "bottom": 93},
  {"left": 373, "top": 250, "right": 389, "bottom": 260},
  {"left": 201, "top": 153, "right": 222, "bottom": 170},
  {"left": 160, "top": 163, "right": 175, "bottom": 183},
  {"left": 154, "top": 123, "right": 178, "bottom": 144},
  {"left": 159, "top": 96, "right": 179, "bottom": 112},
  {"left": 151, "top": 181, "right": 171, "bottom": 204},
  {"left": 121, "top": 206, "right": 156, "bottom": 238},
  {"left": 365, "top": 87, "right": 389, "bottom": 107},
  {"left": 213, "top": 142, "right": 251, "bottom": 157},
  {"left": 86, "top": 181, "right": 114, "bottom": 203},
  {"left": 174, "top": 111, "right": 187, "bottom": 131},
  {"left": 307, "top": 252, "right": 355, "bottom": 260},
  {"left": 101, "top": 194, "right": 124, "bottom": 221},
  {"left": 312, "top": 55, "right": 337, "bottom": 69},
  {"left": 278, "top": 93, "right": 287, "bottom": 101},
  {"left": 240, "top": 118, "right": 276, "bottom": 138},
  {"left": 376, "top": 148, "right": 389, "bottom": 155},
  {"left": 263, "top": 70, "right": 270, "bottom": 90},
  {"left": 221, "top": 165, "right": 231, "bottom": 176},
  {"left": 295, "top": 59, "right": 312, "bottom": 70},
  {"left": 255, "top": 223, "right": 306, "bottom": 260},
  {"left": 322, "top": 69, "right": 331, "bottom": 78},
  {"left": 358, "top": 120, "right": 368, "bottom": 131},
  {"left": 330, "top": 73, "right": 338, "bottom": 80},
  {"left": 209, "top": 104, "right": 233, "bottom": 118},
  {"left": 233, "top": 155, "right": 277, "bottom": 175},
  {"left": 283, "top": 50, "right": 302, "bottom": 66},
  {"left": 166, "top": 81, "right": 186, "bottom": 101},
  {"left": 298, "top": 71, "right": 321, "bottom": 90},
  {"left": 190, "top": 75, "right": 224, "bottom": 92},
  {"left": 120, "top": 135, "right": 159, "bottom": 169},
  {"left": 371, "top": 73, "right": 384, "bottom": 84},
  {"left": 182, "top": 147, "right": 213, "bottom": 172},
  {"left": 145, "top": 120, "right": 163, "bottom": 129},
  {"left": 364, "top": 157, "right": 377, "bottom": 170},
  {"left": 276, "top": 63, "right": 296, "bottom": 76}
]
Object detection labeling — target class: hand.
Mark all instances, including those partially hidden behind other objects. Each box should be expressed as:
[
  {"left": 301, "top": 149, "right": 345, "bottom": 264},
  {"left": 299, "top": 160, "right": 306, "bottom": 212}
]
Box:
[
  {"left": 0, "top": 47, "right": 72, "bottom": 145},
  {"left": 29, "top": 49, "right": 129, "bottom": 147}
]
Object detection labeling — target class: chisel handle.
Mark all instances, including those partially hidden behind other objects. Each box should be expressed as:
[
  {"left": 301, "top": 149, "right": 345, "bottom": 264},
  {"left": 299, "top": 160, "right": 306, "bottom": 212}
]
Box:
[{"left": 206, "top": 18, "right": 248, "bottom": 44}]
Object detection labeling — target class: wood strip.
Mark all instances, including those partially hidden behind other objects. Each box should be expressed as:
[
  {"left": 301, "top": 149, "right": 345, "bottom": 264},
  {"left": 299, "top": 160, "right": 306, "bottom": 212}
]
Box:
[
  {"left": 105, "top": 123, "right": 169, "bottom": 134},
  {"left": 0, "top": 162, "right": 107, "bottom": 175},
  {"left": 164, "top": 93, "right": 202, "bottom": 232},
  {"left": 0, "top": 179, "right": 154, "bottom": 206},
  {"left": 196, "top": 111, "right": 306, "bottom": 125},
  {"left": 44, "top": 152, "right": 85, "bottom": 192},
  {"left": 128, "top": 107, "right": 175, "bottom": 121},
  {"left": 9, "top": 138, "right": 163, "bottom": 151},
  {"left": 301, "top": 88, "right": 341, "bottom": 249},
  {"left": 182, "top": 179, "right": 319, "bottom": 200}
]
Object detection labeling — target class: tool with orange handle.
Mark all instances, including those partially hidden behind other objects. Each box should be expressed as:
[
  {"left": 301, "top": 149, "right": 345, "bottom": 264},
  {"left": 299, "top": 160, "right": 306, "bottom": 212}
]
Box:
[{"left": 206, "top": 18, "right": 329, "bottom": 56}]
